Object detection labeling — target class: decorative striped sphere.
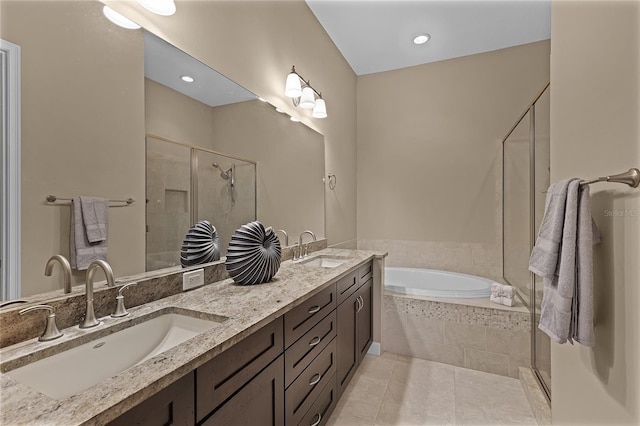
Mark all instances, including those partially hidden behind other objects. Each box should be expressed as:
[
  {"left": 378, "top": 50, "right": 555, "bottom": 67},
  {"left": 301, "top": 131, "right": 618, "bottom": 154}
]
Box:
[
  {"left": 180, "top": 220, "right": 221, "bottom": 268},
  {"left": 225, "top": 221, "right": 282, "bottom": 285}
]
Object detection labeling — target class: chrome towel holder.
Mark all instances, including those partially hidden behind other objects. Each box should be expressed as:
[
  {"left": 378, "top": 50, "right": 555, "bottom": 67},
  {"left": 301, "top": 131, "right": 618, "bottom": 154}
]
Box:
[
  {"left": 45, "top": 195, "right": 135, "bottom": 205},
  {"left": 580, "top": 168, "right": 640, "bottom": 188}
]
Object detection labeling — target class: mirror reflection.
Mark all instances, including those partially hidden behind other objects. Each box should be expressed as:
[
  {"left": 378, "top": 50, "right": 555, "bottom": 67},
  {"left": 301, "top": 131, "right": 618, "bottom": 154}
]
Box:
[{"left": 0, "top": 0, "right": 325, "bottom": 301}]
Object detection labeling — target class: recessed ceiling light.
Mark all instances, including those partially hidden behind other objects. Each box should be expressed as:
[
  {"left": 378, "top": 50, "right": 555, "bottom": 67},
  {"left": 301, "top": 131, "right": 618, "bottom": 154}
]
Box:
[
  {"left": 258, "top": 97, "right": 268, "bottom": 102},
  {"left": 290, "top": 117, "right": 300, "bottom": 122},
  {"left": 137, "top": 0, "right": 176, "bottom": 16},
  {"left": 102, "top": 6, "right": 141, "bottom": 29},
  {"left": 181, "top": 75, "right": 194, "bottom": 83},
  {"left": 413, "top": 34, "right": 431, "bottom": 45},
  {"left": 275, "top": 107, "right": 285, "bottom": 113}
]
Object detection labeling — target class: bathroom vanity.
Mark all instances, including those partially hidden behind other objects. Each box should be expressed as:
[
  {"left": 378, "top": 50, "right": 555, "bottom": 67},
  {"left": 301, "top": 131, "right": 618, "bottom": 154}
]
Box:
[{"left": 0, "top": 249, "right": 385, "bottom": 425}]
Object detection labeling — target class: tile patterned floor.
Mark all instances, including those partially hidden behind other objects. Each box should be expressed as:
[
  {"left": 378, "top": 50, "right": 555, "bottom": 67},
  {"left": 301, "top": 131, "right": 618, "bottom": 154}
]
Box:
[{"left": 327, "top": 352, "right": 538, "bottom": 426}]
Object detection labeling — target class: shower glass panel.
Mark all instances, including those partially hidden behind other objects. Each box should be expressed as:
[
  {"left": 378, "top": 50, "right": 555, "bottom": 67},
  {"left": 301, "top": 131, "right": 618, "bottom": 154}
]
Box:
[
  {"left": 146, "top": 137, "right": 192, "bottom": 271},
  {"left": 532, "top": 86, "right": 551, "bottom": 396},
  {"left": 503, "top": 110, "right": 532, "bottom": 306},
  {"left": 196, "top": 151, "right": 256, "bottom": 255},
  {"left": 502, "top": 83, "right": 551, "bottom": 402}
]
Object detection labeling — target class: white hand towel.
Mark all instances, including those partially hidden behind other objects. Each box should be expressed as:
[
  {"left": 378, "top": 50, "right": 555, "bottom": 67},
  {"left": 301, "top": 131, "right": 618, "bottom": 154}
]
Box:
[
  {"left": 490, "top": 294, "right": 514, "bottom": 307},
  {"left": 491, "top": 282, "right": 515, "bottom": 298}
]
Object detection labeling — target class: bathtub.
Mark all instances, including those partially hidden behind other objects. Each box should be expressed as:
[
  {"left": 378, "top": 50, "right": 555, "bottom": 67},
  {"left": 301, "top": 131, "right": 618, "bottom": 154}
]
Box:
[{"left": 385, "top": 267, "right": 493, "bottom": 299}]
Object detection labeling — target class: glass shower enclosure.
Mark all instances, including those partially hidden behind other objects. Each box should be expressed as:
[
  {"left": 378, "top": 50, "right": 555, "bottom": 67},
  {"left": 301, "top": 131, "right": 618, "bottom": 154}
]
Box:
[
  {"left": 145, "top": 135, "right": 256, "bottom": 271},
  {"left": 502, "top": 83, "right": 551, "bottom": 401}
]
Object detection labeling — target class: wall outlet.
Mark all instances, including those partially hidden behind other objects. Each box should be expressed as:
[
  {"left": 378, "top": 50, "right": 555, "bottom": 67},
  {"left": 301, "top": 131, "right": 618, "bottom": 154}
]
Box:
[{"left": 183, "top": 269, "right": 205, "bottom": 291}]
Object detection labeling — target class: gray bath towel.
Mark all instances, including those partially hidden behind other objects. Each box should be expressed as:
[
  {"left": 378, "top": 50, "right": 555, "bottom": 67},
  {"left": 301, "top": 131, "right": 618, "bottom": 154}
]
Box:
[
  {"left": 532, "top": 179, "right": 601, "bottom": 346},
  {"left": 570, "top": 185, "right": 601, "bottom": 346},
  {"left": 70, "top": 197, "right": 108, "bottom": 270},
  {"left": 528, "top": 179, "right": 576, "bottom": 277},
  {"left": 80, "top": 196, "right": 109, "bottom": 243},
  {"left": 536, "top": 179, "right": 580, "bottom": 344}
]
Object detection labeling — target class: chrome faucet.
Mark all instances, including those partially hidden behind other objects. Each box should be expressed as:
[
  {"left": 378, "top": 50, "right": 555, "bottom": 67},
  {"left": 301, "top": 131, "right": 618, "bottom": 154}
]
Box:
[
  {"left": 298, "top": 230, "right": 316, "bottom": 258},
  {"left": 277, "top": 229, "right": 288, "bottom": 246},
  {"left": 44, "top": 255, "right": 72, "bottom": 294},
  {"left": 80, "top": 260, "right": 115, "bottom": 329},
  {"left": 19, "top": 305, "right": 64, "bottom": 341},
  {"left": 112, "top": 282, "right": 137, "bottom": 318}
]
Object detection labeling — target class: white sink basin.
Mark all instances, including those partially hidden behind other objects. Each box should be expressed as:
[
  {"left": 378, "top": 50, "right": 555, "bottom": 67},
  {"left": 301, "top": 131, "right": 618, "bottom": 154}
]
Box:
[
  {"left": 7, "top": 311, "right": 225, "bottom": 400},
  {"left": 297, "top": 255, "right": 350, "bottom": 268}
]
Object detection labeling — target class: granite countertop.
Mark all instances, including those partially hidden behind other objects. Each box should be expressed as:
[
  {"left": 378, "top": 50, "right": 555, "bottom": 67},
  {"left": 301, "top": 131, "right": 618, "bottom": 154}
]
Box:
[{"left": 0, "top": 248, "right": 386, "bottom": 425}]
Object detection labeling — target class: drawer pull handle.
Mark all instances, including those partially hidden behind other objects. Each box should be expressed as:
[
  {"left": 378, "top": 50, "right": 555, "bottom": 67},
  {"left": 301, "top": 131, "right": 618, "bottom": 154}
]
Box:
[
  {"left": 308, "top": 305, "right": 321, "bottom": 314},
  {"left": 309, "top": 373, "right": 322, "bottom": 386},
  {"left": 309, "top": 336, "right": 321, "bottom": 347},
  {"left": 310, "top": 413, "right": 322, "bottom": 426}
]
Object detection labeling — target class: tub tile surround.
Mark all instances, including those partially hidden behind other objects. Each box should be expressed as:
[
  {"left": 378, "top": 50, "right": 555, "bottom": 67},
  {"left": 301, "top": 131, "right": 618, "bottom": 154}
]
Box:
[
  {"left": 383, "top": 293, "right": 530, "bottom": 378},
  {"left": 358, "top": 239, "right": 503, "bottom": 282},
  {"left": 0, "top": 245, "right": 378, "bottom": 425},
  {"left": 0, "top": 239, "right": 327, "bottom": 348}
]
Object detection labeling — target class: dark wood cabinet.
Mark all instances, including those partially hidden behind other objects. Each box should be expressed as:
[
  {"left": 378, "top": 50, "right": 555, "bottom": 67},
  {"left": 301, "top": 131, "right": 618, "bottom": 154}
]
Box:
[
  {"left": 357, "top": 277, "right": 373, "bottom": 363},
  {"left": 200, "top": 355, "right": 284, "bottom": 426},
  {"left": 336, "top": 289, "right": 358, "bottom": 398},
  {"left": 106, "top": 372, "right": 195, "bottom": 426},
  {"left": 336, "top": 262, "right": 374, "bottom": 399},
  {"left": 196, "top": 317, "right": 283, "bottom": 423}
]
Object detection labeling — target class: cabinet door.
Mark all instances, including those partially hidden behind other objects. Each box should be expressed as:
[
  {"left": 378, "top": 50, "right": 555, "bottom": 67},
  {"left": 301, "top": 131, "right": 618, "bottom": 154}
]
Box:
[
  {"left": 196, "top": 317, "right": 283, "bottom": 422},
  {"left": 107, "top": 372, "right": 194, "bottom": 426},
  {"left": 200, "top": 355, "right": 284, "bottom": 426},
  {"left": 336, "top": 290, "right": 358, "bottom": 398},
  {"left": 357, "top": 278, "right": 373, "bottom": 363}
]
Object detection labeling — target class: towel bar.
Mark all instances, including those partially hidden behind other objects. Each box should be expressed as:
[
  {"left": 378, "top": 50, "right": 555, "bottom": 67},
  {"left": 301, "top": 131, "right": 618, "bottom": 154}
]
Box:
[
  {"left": 580, "top": 168, "right": 640, "bottom": 188},
  {"left": 45, "top": 195, "right": 135, "bottom": 206}
]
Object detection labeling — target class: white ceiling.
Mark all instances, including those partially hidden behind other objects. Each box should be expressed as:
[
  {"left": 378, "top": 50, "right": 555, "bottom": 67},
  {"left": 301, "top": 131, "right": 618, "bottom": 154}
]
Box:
[
  {"left": 144, "top": 31, "right": 256, "bottom": 107},
  {"left": 306, "top": 0, "right": 551, "bottom": 76}
]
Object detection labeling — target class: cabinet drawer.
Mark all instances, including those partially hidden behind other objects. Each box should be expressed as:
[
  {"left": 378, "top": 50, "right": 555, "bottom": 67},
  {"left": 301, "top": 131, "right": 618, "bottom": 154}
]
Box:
[
  {"left": 336, "top": 270, "right": 358, "bottom": 305},
  {"left": 285, "top": 338, "right": 337, "bottom": 425},
  {"left": 297, "top": 372, "right": 337, "bottom": 426},
  {"left": 196, "top": 316, "right": 283, "bottom": 422},
  {"left": 285, "top": 311, "right": 336, "bottom": 387},
  {"left": 285, "top": 284, "right": 336, "bottom": 348},
  {"left": 358, "top": 262, "right": 373, "bottom": 286}
]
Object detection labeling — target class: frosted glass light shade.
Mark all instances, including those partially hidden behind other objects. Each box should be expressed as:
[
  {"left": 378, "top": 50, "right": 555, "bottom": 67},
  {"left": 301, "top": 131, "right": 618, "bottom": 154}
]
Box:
[
  {"left": 103, "top": 6, "right": 141, "bottom": 29},
  {"left": 312, "top": 98, "right": 327, "bottom": 118},
  {"left": 137, "top": 0, "right": 176, "bottom": 16},
  {"left": 299, "top": 87, "right": 316, "bottom": 109},
  {"left": 285, "top": 73, "right": 302, "bottom": 98}
]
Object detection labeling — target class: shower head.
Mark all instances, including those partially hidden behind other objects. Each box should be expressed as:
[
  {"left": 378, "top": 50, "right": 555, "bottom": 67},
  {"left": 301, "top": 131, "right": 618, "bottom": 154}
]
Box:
[{"left": 212, "top": 162, "right": 230, "bottom": 180}]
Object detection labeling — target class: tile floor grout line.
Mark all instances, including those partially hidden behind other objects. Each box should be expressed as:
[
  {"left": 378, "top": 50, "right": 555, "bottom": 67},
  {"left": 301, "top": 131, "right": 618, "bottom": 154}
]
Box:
[{"left": 371, "top": 356, "right": 396, "bottom": 425}]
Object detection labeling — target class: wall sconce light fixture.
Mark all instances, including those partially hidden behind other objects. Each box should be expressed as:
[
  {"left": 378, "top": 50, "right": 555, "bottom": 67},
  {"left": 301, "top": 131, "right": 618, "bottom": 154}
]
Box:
[{"left": 284, "top": 66, "right": 327, "bottom": 119}]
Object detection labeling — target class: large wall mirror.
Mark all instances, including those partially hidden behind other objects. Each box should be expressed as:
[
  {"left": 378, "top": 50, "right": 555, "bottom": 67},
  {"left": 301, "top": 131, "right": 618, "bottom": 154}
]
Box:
[{"left": 0, "top": 0, "right": 325, "bottom": 302}]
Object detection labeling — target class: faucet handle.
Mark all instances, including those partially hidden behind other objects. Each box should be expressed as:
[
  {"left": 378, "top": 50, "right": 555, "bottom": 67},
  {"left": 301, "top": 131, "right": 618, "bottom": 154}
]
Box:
[
  {"left": 19, "top": 305, "right": 64, "bottom": 342},
  {"left": 112, "top": 282, "right": 137, "bottom": 318}
]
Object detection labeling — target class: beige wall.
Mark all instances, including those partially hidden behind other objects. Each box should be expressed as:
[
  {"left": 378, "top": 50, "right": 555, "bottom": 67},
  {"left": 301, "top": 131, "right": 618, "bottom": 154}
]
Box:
[
  {"left": 1, "top": 1, "right": 146, "bottom": 295},
  {"left": 210, "top": 100, "right": 325, "bottom": 243},
  {"left": 550, "top": 1, "right": 640, "bottom": 424},
  {"left": 357, "top": 41, "right": 550, "bottom": 280},
  {"left": 107, "top": 0, "right": 358, "bottom": 249}
]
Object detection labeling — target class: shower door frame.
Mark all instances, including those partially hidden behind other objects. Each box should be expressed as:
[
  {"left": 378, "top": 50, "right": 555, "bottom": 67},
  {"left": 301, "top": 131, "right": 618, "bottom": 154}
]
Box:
[{"left": 501, "top": 82, "right": 551, "bottom": 403}]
